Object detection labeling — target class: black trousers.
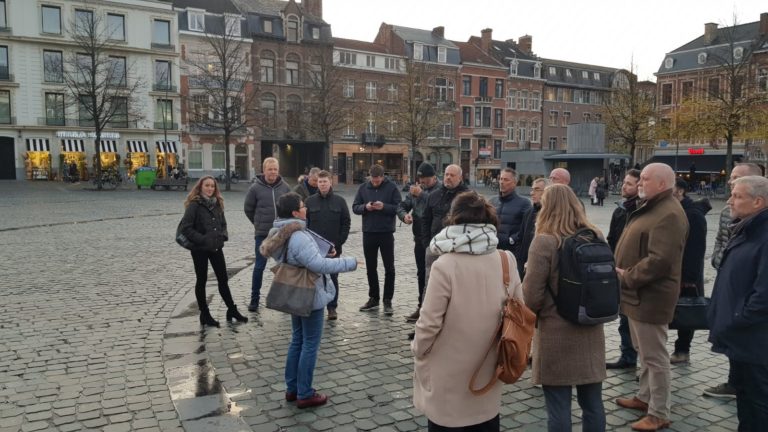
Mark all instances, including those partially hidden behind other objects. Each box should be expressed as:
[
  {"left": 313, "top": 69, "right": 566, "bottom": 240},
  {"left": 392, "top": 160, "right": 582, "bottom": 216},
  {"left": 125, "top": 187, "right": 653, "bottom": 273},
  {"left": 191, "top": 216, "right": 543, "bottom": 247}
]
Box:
[
  {"left": 428, "top": 414, "right": 499, "bottom": 432},
  {"left": 362, "top": 232, "right": 395, "bottom": 301},
  {"left": 328, "top": 245, "right": 342, "bottom": 310},
  {"left": 731, "top": 359, "right": 768, "bottom": 431},
  {"left": 414, "top": 240, "right": 426, "bottom": 307},
  {"left": 191, "top": 249, "right": 235, "bottom": 311}
]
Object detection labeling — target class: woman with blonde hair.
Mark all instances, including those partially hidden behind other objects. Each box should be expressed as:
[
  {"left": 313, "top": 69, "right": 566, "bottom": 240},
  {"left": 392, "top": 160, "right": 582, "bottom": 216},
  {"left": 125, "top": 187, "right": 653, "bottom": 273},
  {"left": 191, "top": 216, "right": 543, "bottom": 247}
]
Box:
[
  {"left": 179, "top": 176, "right": 248, "bottom": 327},
  {"left": 523, "top": 184, "right": 606, "bottom": 431}
]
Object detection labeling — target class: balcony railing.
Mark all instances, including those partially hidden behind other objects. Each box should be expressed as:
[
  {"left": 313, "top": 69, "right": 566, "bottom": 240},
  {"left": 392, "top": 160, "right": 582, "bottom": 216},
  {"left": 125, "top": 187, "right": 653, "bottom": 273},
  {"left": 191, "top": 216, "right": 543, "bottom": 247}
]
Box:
[
  {"left": 152, "top": 83, "right": 178, "bottom": 92},
  {"left": 154, "top": 121, "right": 178, "bottom": 130},
  {"left": 0, "top": 26, "right": 11, "bottom": 33},
  {"left": 361, "top": 132, "right": 387, "bottom": 146},
  {"left": 0, "top": 116, "right": 16, "bottom": 125},
  {"left": 151, "top": 42, "right": 175, "bottom": 51},
  {"left": 37, "top": 117, "right": 140, "bottom": 128},
  {"left": 474, "top": 96, "right": 492, "bottom": 104},
  {"left": 0, "top": 66, "right": 11, "bottom": 81}
]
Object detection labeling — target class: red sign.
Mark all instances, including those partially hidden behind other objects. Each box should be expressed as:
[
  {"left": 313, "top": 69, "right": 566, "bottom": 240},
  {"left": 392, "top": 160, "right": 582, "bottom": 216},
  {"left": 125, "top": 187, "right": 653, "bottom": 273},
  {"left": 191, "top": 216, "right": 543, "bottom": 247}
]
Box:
[{"left": 688, "top": 148, "right": 705, "bottom": 155}]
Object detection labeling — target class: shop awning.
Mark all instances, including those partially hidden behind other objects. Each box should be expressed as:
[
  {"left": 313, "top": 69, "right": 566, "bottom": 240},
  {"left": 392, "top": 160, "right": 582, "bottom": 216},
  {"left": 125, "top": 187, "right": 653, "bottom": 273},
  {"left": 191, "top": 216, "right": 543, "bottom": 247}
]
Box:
[
  {"left": 61, "top": 139, "right": 85, "bottom": 152},
  {"left": 99, "top": 140, "right": 117, "bottom": 153},
  {"left": 26, "top": 138, "right": 50, "bottom": 152},
  {"left": 156, "top": 141, "right": 178, "bottom": 154},
  {"left": 127, "top": 140, "right": 148, "bottom": 153},
  {"left": 647, "top": 154, "right": 743, "bottom": 173}
]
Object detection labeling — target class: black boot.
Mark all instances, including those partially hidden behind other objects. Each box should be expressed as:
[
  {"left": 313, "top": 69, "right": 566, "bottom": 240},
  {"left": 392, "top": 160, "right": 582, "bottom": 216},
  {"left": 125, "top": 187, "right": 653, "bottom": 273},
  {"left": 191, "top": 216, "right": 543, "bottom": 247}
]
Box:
[
  {"left": 199, "top": 309, "right": 220, "bottom": 327},
  {"left": 226, "top": 307, "right": 248, "bottom": 323}
]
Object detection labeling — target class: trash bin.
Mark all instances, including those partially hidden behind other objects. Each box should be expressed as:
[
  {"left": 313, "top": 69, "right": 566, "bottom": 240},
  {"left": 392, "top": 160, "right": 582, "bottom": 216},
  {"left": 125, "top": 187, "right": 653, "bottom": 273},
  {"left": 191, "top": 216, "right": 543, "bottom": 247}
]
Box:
[{"left": 135, "top": 167, "right": 156, "bottom": 189}]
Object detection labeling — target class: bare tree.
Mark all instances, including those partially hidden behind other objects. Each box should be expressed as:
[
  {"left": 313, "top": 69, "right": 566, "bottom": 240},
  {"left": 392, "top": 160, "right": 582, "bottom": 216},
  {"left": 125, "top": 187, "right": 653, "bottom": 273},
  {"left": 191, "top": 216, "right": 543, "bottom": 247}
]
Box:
[
  {"left": 183, "top": 15, "right": 256, "bottom": 191},
  {"left": 601, "top": 66, "right": 656, "bottom": 165},
  {"left": 57, "top": 9, "right": 145, "bottom": 189}
]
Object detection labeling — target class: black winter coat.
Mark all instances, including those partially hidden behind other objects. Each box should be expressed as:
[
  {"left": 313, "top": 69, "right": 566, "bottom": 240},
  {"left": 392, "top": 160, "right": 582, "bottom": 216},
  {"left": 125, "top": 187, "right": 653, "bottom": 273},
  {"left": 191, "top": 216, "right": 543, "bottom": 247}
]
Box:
[
  {"left": 420, "top": 183, "right": 469, "bottom": 246},
  {"left": 607, "top": 196, "right": 639, "bottom": 251},
  {"left": 489, "top": 190, "right": 532, "bottom": 251},
  {"left": 397, "top": 182, "right": 438, "bottom": 244},
  {"left": 516, "top": 203, "right": 539, "bottom": 279},
  {"left": 305, "top": 190, "right": 351, "bottom": 249},
  {"left": 180, "top": 199, "right": 228, "bottom": 252},
  {"left": 352, "top": 178, "right": 402, "bottom": 233},
  {"left": 680, "top": 196, "right": 710, "bottom": 292}
]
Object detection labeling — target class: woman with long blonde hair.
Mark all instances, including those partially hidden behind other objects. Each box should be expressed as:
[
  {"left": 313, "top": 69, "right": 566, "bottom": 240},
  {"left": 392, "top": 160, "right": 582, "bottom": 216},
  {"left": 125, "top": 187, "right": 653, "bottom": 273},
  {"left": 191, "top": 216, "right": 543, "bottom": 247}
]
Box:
[
  {"left": 523, "top": 184, "right": 607, "bottom": 431},
  {"left": 179, "top": 176, "right": 248, "bottom": 327}
]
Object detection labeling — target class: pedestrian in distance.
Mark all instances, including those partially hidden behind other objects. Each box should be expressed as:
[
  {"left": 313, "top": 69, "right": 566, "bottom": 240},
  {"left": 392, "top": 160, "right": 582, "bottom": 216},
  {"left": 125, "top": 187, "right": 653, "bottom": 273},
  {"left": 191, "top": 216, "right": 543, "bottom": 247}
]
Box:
[
  {"left": 589, "top": 177, "right": 598, "bottom": 205},
  {"left": 353, "top": 164, "right": 402, "bottom": 315},
  {"left": 489, "top": 168, "right": 532, "bottom": 255},
  {"left": 260, "top": 192, "right": 358, "bottom": 409},
  {"left": 179, "top": 176, "right": 248, "bottom": 327},
  {"left": 523, "top": 184, "right": 607, "bottom": 432},
  {"left": 244, "top": 157, "right": 291, "bottom": 312},
  {"left": 596, "top": 176, "right": 607, "bottom": 206},
  {"left": 413, "top": 191, "right": 522, "bottom": 432},
  {"left": 305, "top": 170, "right": 351, "bottom": 321}
]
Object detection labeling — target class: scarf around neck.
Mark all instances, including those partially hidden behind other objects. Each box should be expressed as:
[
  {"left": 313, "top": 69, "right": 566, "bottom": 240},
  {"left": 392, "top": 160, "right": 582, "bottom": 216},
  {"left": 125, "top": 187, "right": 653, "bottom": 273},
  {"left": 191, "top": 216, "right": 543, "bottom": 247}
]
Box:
[{"left": 429, "top": 223, "right": 499, "bottom": 256}]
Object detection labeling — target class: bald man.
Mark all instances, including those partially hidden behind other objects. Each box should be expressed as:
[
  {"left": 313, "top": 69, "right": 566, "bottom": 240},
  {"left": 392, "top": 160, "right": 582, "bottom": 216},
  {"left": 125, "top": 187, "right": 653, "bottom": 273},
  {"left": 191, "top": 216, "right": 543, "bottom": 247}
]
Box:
[
  {"left": 549, "top": 168, "right": 571, "bottom": 185},
  {"left": 614, "top": 163, "right": 688, "bottom": 431}
]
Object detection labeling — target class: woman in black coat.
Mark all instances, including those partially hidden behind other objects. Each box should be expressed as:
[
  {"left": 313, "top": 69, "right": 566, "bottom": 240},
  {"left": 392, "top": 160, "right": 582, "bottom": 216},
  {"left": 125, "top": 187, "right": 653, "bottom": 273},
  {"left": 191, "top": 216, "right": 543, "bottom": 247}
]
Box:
[{"left": 180, "top": 176, "right": 248, "bottom": 327}]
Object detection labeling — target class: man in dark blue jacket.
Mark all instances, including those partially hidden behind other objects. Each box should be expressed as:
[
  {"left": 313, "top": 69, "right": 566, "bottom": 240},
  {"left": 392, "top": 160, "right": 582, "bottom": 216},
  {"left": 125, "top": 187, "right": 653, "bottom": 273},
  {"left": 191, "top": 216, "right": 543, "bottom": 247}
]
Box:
[
  {"left": 352, "top": 164, "right": 402, "bottom": 315},
  {"left": 708, "top": 175, "right": 768, "bottom": 431},
  {"left": 489, "top": 168, "right": 531, "bottom": 254}
]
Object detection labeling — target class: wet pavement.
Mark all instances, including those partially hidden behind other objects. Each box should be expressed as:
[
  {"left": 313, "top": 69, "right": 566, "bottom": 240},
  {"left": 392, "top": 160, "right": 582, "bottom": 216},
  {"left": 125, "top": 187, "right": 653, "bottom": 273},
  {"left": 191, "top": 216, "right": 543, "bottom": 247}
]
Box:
[{"left": 0, "top": 180, "right": 735, "bottom": 431}]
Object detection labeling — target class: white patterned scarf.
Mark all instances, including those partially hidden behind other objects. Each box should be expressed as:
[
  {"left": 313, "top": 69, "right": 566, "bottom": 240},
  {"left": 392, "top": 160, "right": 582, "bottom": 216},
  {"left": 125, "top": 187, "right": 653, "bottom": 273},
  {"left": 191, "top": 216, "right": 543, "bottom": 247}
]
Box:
[{"left": 429, "top": 223, "right": 499, "bottom": 256}]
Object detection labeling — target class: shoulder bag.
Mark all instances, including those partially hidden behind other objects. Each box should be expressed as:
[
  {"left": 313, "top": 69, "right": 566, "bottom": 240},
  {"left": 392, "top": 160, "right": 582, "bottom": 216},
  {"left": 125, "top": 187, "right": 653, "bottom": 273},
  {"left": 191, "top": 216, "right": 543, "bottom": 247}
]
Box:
[{"left": 265, "top": 235, "right": 320, "bottom": 317}]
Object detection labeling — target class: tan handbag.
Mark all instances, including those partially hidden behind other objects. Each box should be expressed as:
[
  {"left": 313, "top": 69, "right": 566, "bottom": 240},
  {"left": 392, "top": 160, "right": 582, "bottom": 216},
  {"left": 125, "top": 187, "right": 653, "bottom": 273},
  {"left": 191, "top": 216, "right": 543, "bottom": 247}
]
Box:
[
  {"left": 265, "top": 237, "right": 320, "bottom": 317},
  {"left": 469, "top": 251, "right": 536, "bottom": 395}
]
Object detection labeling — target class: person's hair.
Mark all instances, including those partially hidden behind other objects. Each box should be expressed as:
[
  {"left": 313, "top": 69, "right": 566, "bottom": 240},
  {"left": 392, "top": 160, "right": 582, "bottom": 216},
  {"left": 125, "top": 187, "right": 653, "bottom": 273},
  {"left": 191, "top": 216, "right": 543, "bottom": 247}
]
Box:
[
  {"left": 532, "top": 177, "right": 550, "bottom": 188},
  {"left": 675, "top": 178, "right": 688, "bottom": 191},
  {"left": 732, "top": 176, "right": 768, "bottom": 202},
  {"left": 626, "top": 169, "right": 641, "bottom": 180},
  {"left": 444, "top": 191, "right": 498, "bottom": 227},
  {"left": 317, "top": 170, "right": 331, "bottom": 179},
  {"left": 734, "top": 162, "right": 764, "bottom": 176},
  {"left": 500, "top": 167, "right": 517, "bottom": 179},
  {"left": 445, "top": 164, "right": 462, "bottom": 176},
  {"left": 536, "top": 184, "right": 600, "bottom": 246},
  {"left": 369, "top": 164, "right": 384, "bottom": 177},
  {"left": 308, "top": 167, "right": 321, "bottom": 177},
  {"left": 185, "top": 176, "right": 224, "bottom": 209},
  {"left": 262, "top": 157, "right": 279, "bottom": 170},
  {"left": 276, "top": 192, "right": 302, "bottom": 218}
]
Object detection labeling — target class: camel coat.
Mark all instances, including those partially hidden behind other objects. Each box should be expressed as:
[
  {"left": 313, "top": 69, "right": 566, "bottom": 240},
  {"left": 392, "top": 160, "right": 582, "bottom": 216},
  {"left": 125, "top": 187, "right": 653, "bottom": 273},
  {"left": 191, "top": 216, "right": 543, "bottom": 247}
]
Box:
[
  {"left": 412, "top": 251, "right": 523, "bottom": 427},
  {"left": 523, "top": 234, "right": 607, "bottom": 386}
]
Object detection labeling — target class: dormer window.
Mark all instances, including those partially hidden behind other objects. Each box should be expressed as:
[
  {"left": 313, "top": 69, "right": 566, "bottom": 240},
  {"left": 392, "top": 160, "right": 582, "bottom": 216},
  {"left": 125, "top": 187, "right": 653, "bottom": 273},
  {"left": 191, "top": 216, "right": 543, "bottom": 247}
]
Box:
[
  {"left": 263, "top": 19, "right": 272, "bottom": 34},
  {"left": 286, "top": 15, "right": 299, "bottom": 42},
  {"left": 593, "top": 72, "right": 600, "bottom": 80},
  {"left": 437, "top": 46, "right": 446, "bottom": 63},
  {"left": 534, "top": 62, "right": 542, "bottom": 78},
  {"left": 582, "top": 71, "right": 589, "bottom": 79},
  {"left": 734, "top": 47, "right": 744, "bottom": 60},
  {"left": 413, "top": 43, "right": 423, "bottom": 61},
  {"left": 509, "top": 60, "right": 518, "bottom": 76},
  {"left": 225, "top": 15, "right": 240, "bottom": 37},
  {"left": 548, "top": 66, "right": 556, "bottom": 76},
  {"left": 188, "top": 10, "right": 204, "bottom": 32},
  {"left": 311, "top": 27, "right": 320, "bottom": 39},
  {"left": 565, "top": 69, "right": 572, "bottom": 78},
  {"left": 698, "top": 52, "right": 707, "bottom": 64},
  {"left": 664, "top": 57, "right": 674, "bottom": 69}
]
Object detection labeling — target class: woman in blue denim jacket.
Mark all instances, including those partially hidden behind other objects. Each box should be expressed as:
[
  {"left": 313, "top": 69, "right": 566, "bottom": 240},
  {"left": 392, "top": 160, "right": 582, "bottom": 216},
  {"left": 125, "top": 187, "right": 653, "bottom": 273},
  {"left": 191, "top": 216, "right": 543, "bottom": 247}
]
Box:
[{"left": 260, "top": 192, "right": 358, "bottom": 408}]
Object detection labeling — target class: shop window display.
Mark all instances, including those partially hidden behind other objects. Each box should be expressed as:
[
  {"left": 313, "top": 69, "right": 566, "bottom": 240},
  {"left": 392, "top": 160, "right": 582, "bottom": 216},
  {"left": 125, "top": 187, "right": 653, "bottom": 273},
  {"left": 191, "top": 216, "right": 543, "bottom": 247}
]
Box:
[
  {"left": 125, "top": 152, "right": 149, "bottom": 178},
  {"left": 24, "top": 152, "right": 52, "bottom": 180},
  {"left": 59, "top": 153, "right": 88, "bottom": 182}
]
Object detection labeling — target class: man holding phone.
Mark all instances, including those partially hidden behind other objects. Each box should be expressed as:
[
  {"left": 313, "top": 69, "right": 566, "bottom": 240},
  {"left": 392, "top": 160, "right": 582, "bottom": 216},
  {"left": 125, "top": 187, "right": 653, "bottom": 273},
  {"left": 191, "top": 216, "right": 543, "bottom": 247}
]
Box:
[{"left": 352, "top": 164, "right": 402, "bottom": 315}]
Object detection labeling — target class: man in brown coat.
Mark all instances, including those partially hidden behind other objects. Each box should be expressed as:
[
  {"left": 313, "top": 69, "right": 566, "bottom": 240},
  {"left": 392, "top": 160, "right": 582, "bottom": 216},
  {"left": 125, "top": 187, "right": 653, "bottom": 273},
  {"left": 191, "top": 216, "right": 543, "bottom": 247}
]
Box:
[{"left": 614, "top": 163, "right": 688, "bottom": 431}]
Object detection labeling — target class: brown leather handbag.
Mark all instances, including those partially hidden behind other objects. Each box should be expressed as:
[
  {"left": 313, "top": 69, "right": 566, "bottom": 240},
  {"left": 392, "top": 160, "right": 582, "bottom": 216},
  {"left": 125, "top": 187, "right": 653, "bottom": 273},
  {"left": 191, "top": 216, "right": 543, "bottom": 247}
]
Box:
[{"left": 469, "top": 251, "right": 536, "bottom": 395}]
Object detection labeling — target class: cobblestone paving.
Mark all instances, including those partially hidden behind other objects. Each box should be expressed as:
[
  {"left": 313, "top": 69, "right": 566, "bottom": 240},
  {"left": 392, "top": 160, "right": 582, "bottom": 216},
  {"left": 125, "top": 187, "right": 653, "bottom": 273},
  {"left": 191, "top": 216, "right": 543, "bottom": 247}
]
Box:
[{"left": 0, "top": 180, "right": 735, "bottom": 431}]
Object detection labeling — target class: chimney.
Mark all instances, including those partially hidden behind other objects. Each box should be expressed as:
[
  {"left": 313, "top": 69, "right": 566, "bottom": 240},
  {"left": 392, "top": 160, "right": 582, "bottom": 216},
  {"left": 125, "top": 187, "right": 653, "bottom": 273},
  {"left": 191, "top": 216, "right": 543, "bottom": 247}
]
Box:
[
  {"left": 518, "top": 35, "right": 532, "bottom": 55},
  {"left": 704, "top": 22, "right": 718, "bottom": 44},
  {"left": 761, "top": 12, "right": 768, "bottom": 35},
  {"left": 302, "top": 0, "right": 322, "bottom": 18},
  {"left": 480, "top": 28, "right": 493, "bottom": 52},
  {"left": 432, "top": 26, "right": 444, "bottom": 38}
]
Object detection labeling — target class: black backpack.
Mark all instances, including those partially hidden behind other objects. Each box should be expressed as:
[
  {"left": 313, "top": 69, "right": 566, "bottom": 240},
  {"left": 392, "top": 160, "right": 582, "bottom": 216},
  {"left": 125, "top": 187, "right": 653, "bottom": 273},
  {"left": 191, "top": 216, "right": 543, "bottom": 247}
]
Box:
[{"left": 548, "top": 228, "right": 620, "bottom": 325}]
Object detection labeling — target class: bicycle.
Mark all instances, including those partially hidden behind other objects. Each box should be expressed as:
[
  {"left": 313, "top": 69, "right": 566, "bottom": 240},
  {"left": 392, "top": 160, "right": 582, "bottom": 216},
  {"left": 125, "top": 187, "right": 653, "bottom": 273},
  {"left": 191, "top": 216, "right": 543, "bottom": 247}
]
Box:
[{"left": 216, "top": 170, "right": 240, "bottom": 184}]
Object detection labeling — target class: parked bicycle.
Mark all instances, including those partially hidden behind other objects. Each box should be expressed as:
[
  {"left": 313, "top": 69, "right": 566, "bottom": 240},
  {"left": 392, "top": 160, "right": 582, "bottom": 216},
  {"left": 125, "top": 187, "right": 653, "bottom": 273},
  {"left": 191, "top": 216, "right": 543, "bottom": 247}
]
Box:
[
  {"left": 91, "top": 169, "right": 122, "bottom": 189},
  {"left": 216, "top": 170, "right": 240, "bottom": 184}
]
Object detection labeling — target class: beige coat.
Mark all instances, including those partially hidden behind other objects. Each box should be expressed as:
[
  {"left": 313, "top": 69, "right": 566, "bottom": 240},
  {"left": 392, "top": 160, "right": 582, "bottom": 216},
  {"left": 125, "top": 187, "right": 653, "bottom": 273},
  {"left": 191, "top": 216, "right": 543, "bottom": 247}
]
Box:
[
  {"left": 523, "top": 234, "right": 607, "bottom": 386},
  {"left": 412, "top": 251, "right": 523, "bottom": 427}
]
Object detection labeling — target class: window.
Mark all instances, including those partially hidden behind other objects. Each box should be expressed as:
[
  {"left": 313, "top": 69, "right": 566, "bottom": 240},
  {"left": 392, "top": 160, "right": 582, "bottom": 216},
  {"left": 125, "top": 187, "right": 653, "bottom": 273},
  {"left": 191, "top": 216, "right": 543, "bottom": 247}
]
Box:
[
  {"left": 311, "top": 27, "right": 319, "bottom": 39},
  {"left": 188, "top": 11, "right": 204, "bottom": 32},
  {"left": 507, "top": 90, "right": 516, "bottom": 109},
  {"left": 154, "top": 60, "right": 171, "bottom": 89},
  {"left": 191, "top": 94, "right": 208, "bottom": 123},
  {"left": 548, "top": 66, "right": 556, "bottom": 76},
  {"left": 562, "top": 111, "right": 570, "bottom": 127},
  {"left": 339, "top": 51, "right": 356, "bottom": 65},
  {"left": 518, "top": 120, "right": 527, "bottom": 142},
  {"left": 45, "top": 92, "right": 65, "bottom": 125},
  {"left": 461, "top": 138, "right": 470, "bottom": 150},
  {"left": 0, "top": 1, "right": 6, "bottom": 29},
  {"left": 682, "top": 81, "right": 694, "bottom": 99},
  {"left": 366, "top": 55, "right": 375, "bottom": 67},
  {"left": 591, "top": 91, "right": 601, "bottom": 105},
  {"left": 109, "top": 56, "right": 127, "bottom": 87},
  {"left": 387, "top": 83, "right": 398, "bottom": 101},
  {"left": 506, "top": 121, "right": 515, "bottom": 141},
  {"left": 548, "top": 137, "right": 557, "bottom": 150},
  {"left": 43, "top": 50, "right": 63, "bottom": 82},
  {"left": 286, "top": 58, "right": 299, "bottom": 85},
  {"left": 344, "top": 114, "right": 354, "bottom": 136},
  {"left": 734, "top": 47, "right": 744, "bottom": 60},
  {"left": 530, "top": 121, "right": 539, "bottom": 143},
  {"left": 583, "top": 112, "right": 591, "bottom": 122},
  {"left": 573, "top": 89, "right": 584, "bottom": 104},
  {"left": 494, "top": 109, "right": 503, "bottom": 128},
  {"left": 708, "top": 77, "right": 720, "bottom": 99},
  {"left": 562, "top": 136, "right": 567, "bottom": 148},
  {"left": 593, "top": 72, "right": 600, "bottom": 80},
  {"left": 462, "top": 107, "right": 471, "bottom": 127},
  {"left": 518, "top": 90, "right": 528, "bottom": 110},
  {"left": 733, "top": 75, "right": 744, "bottom": 99},
  {"left": 366, "top": 112, "right": 376, "bottom": 134},
  {"left": 697, "top": 52, "right": 707, "bottom": 65},
  {"left": 0, "top": 90, "right": 10, "bottom": 124},
  {"left": 212, "top": 144, "right": 225, "bottom": 170},
  {"left": 594, "top": 113, "right": 602, "bottom": 122},
  {"left": 664, "top": 58, "right": 674, "bottom": 69},
  {"left": 385, "top": 57, "right": 397, "bottom": 70},
  {"left": 188, "top": 143, "right": 203, "bottom": 169},
  {"left": 479, "top": 77, "right": 488, "bottom": 97},
  {"left": 462, "top": 75, "right": 471, "bottom": 96},
  {"left": 110, "top": 97, "right": 128, "bottom": 127},
  {"left": 549, "top": 110, "right": 558, "bottom": 126},
  {"left": 260, "top": 52, "right": 274, "bottom": 83},
  {"left": 41, "top": 5, "right": 61, "bottom": 34},
  {"left": 432, "top": 77, "right": 453, "bottom": 101},
  {"left": 286, "top": 16, "right": 299, "bottom": 42},
  {"left": 565, "top": 69, "right": 572, "bottom": 78},
  {"left": 530, "top": 91, "right": 540, "bottom": 111},
  {"left": 365, "top": 81, "right": 377, "bottom": 100},
  {"left": 153, "top": 20, "right": 171, "bottom": 46},
  {"left": 343, "top": 79, "right": 354, "bottom": 98},
  {"left": 556, "top": 88, "right": 564, "bottom": 102},
  {"left": 759, "top": 69, "right": 768, "bottom": 92},
  {"left": 493, "top": 140, "right": 502, "bottom": 159},
  {"left": 545, "top": 87, "right": 555, "bottom": 101},
  {"left": 260, "top": 94, "right": 276, "bottom": 127},
  {"left": 263, "top": 19, "right": 272, "bottom": 34},
  {"left": 107, "top": 14, "right": 125, "bottom": 41},
  {"left": 0, "top": 46, "right": 7, "bottom": 80},
  {"left": 76, "top": 53, "right": 91, "bottom": 84},
  {"left": 533, "top": 63, "right": 541, "bottom": 78},
  {"left": 582, "top": 71, "right": 589, "bottom": 79},
  {"left": 482, "top": 106, "right": 491, "bottom": 128},
  {"left": 474, "top": 107, "right": 481, "bottom": 127},
  {"left": 286, "top": 95, "right": 301, "bottom": 131},
  {"left": 156, "top": 99, "right": 173, "bottom": 127},
  {"left": 413, "top": 43, "right": 423, "bottom": 61},
  {"left": 225, "top": 15, "right": 240, "bottom": 37},
  {"left": 437, "top": 46, "right": 446, "bottom": 63},
  {"left": 509, "top": 60, "right": 518, "bottom": 76},
  {"left": 495, "top": 79, "right": 504, "bottom": 98}
]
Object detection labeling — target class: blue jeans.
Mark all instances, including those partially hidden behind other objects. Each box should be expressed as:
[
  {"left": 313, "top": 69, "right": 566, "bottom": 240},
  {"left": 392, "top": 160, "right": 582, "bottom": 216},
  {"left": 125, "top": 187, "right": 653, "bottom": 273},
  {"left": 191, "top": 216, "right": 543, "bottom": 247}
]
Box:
[
  {"left": 618, "top": 314, "right": 638, "bottom": 364},
  {"left": 251, "top": 235, "right": 267, "bottom": 306},
  {"left": 543, "top": 382, "right": 605, "bottom": 432},
  {"left": 285, "top": 308, "right": 325, "bottom": 400}
]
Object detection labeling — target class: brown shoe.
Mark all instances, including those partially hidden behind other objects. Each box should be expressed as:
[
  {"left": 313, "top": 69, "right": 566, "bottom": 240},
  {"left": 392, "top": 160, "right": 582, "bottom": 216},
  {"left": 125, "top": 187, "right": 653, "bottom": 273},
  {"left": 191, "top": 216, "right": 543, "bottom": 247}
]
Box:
[
  {"left": 616, "top": 397, "right": 649, "bottom": 412},
  {"left": 669, "top": 352, "right": 689, "bottom": 364},
  {"left": 631, "top": 415, "right": 671, "bottom": 431},
  {"left": 327, "top": 308, "right": 337, "bottom": 321}
]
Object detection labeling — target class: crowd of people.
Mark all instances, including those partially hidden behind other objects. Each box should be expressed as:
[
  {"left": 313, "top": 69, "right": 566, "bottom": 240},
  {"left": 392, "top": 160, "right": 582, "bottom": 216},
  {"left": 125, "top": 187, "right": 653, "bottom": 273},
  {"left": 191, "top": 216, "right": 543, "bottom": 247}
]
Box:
[{"left": 178, "top": 157, "right": 768, "bottom": 431}]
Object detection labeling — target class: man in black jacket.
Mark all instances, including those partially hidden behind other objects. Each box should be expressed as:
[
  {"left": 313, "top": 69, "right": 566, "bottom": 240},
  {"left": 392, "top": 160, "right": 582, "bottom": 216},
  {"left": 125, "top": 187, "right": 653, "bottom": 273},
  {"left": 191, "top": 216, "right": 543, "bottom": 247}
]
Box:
[
  {"left": 516, "top": 177, "right": 549, "bottom": 279},
  {"left": 306, "top": 170, "right": 351, "bottom": 321},
  {"left": 352, "top": 164, "right": 402, "bottom": 315},
  {"left": 489, "top": 168, "right": 531, "bottom": 254},
  {"left": 606, "top": 169, "right": 641, "bottom": 369},
  {"left": 397, "top": 162, "right": 438, "bottom": 323}
]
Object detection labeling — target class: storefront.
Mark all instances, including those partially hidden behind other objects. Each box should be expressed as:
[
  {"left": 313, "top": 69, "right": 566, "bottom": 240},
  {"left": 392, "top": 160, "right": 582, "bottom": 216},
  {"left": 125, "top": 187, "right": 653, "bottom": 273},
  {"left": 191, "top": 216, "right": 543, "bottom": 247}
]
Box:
[
  {"left": 155, "top": 140, "right": 179, "bottom": 179},
  {"left": 126, "top": 140, "right": 150, "bottom": 177},
  {"left": 24, "top": 138, "right": 52, "bottom": 180},
  {"left": 60, "top": 139, "right": 88, "bottom": 181},
  {"left": 97, "top": 140, "right": 119, "bottom": 172}
]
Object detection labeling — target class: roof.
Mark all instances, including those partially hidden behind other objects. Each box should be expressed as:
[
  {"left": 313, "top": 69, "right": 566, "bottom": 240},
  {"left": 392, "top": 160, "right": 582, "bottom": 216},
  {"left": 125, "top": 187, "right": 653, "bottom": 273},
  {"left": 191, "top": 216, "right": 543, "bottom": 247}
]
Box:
[
  {"left": 231, "top": 0, "right": 326, "bottom": 23},
  {"left": 391, "top": 25, "right": 457, "bottom": 48},
  {"left": 173, "top": 0, "right": 241, "bottom": 14},
  {"left": 333, "top": 37, "right": 389, "bottom": 54},
  {"left": 486, "top": 38, "right": 537, "bottom": 62},
  {"left": 454, "top": 41, "right": 502, "bottom": 67},
  {"left": 541, "top": 58, "right": 620, "bottom": 88}
]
